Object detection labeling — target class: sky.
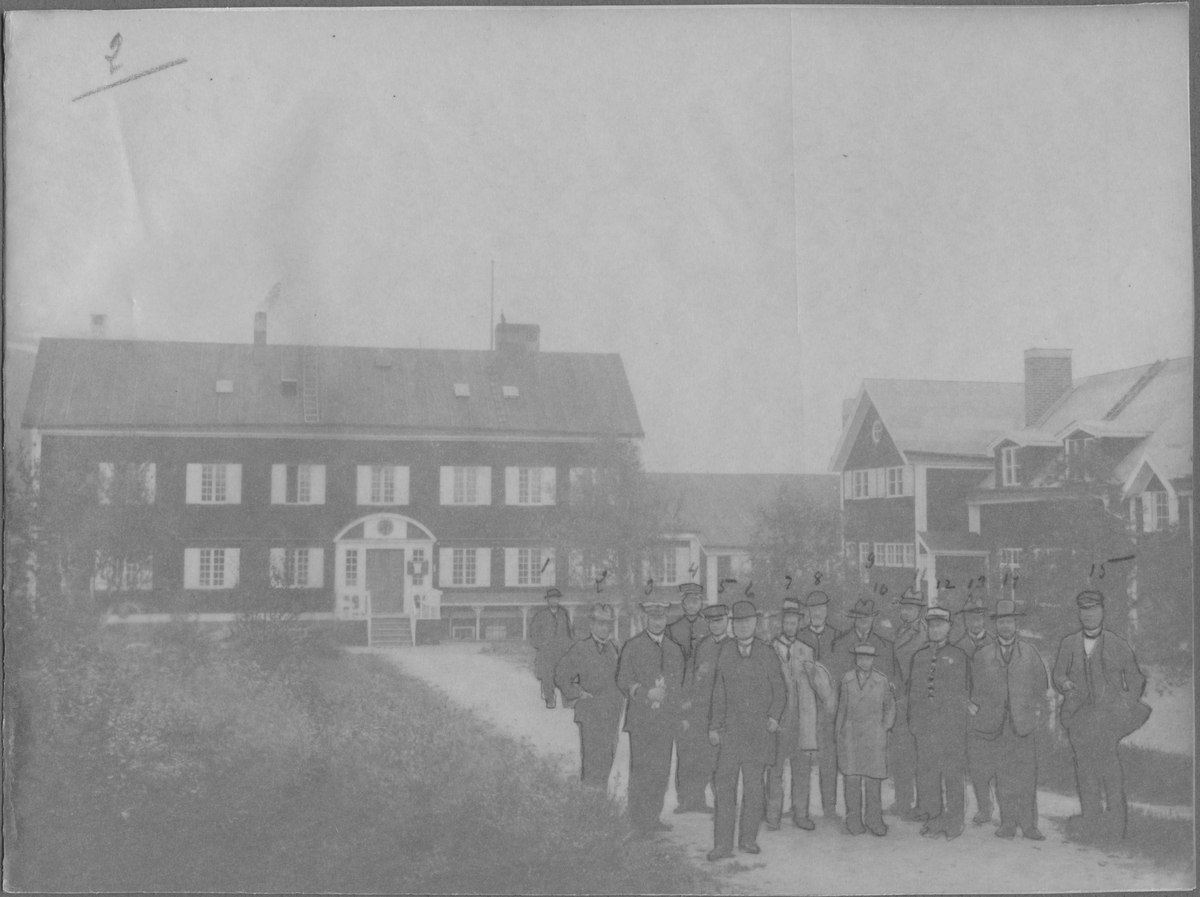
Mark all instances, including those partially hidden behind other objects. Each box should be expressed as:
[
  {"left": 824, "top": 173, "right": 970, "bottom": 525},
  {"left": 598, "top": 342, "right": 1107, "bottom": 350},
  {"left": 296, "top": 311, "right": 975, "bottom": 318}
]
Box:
[{"left": 5, "top": 5, "right": 1192, "bottom": 473}]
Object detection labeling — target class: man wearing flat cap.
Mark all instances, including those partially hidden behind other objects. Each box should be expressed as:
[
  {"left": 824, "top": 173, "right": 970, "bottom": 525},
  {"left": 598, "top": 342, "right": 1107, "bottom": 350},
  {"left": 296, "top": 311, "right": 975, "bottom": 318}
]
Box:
[
  {"left": 617, "top": 599, "right": 687, "bottom": 835},
  {"left": 969, "top": 599, "right": 1049, "bottom": 841},
  {"left": 554, "top": 604, "right": 623, "bottom": 789},
  {"left": 766, "top": 597, "right": 834, "bottom": 831},
  {"left": 675, "top": 603, "right": 731, "bottom": 814},
  {"left": 798, "top": 590, "right": 844, "bottom": 817},
  {"left": 669, "top": 582, "right": 709, "bottom": 666},
  {"left": 907, "top": 606, "right": 970, "bottom": 839},
  {"left": 531, "top": 587, "right": 574, "bottom": 708},
  {"left": 1052, "top": 590, "right": 1149, "bottom": 838},
  {"left": 888, "top": 588, "right": 928, "bottom": 817},
  {"left": 955, "top": 592, "right": 997, "bottom": 824},
  {"left": 706, "top": 600, "right": 786, "bottom": 860},
  {"left": 836, "top": 643, "right": 896, "bottom": 836}
]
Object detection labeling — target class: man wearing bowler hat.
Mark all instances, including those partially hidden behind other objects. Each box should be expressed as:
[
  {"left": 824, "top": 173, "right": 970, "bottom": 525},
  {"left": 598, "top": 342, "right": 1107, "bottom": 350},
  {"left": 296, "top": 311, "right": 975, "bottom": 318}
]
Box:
[
  {"left": 669, "top": 582, "right": 709, "bottom": 666},
  {"left": 675, "top": 603, "right": 731, "bottom": 814},
  {"left": 766, "top": 597, "right": 834, "bottom": 831},
  {"left": 888, "top": 587, "right": 928, "bottom": 817},
  {"left": 531, "top": 587, "right": 574, "bottom": 708},
  {"left": 554, "top": 604, "right": 623, "bottom": 789},
  {"left": 955, "top": 592, "right": 997, "bottom": 823},
  {"left": 617, "top": 599, "right": 687, "bottom": 835},
  {"left": 955, "top": 593, "right": 996, "bottom": 660},
  {"left": 969, "top": 598, "right": 1049, "bottom": 841},
  {"left": 1052, "top": 590, "right": 1149, "bottom": 839},
  {"left": 706, "top": 600, "right": 786, "bottom": 860},
  {"left": 798, "top": 590, "right": 843, "bottom": 817},
  {"left": 907, "top": 606, "right": 970, "bottom": 839}
]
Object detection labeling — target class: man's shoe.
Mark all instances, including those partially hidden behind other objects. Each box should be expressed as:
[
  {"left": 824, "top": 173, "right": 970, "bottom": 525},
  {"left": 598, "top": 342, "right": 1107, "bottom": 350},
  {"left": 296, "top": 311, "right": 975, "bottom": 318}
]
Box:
[
  {"left": 944, "top": 826, "right": 963, "bottom": 841},
  {"left": 1022, "top": 826, "right": 1045, "bottom": 841},
  {"left": 651, "top": 820, "right": 673, "bottom": 832},
  {"left": 764, "top": 820, "right": 781, "bottom": 831},
  {"left": 996, "top": 824, "right": 1017, "bottom": 840},
  {"left": 707, "top": 848, "right": 734, "bottom": 862},
  {"left": 905, "top": 808, "right": 933, "bottom": 822},
  {"left": 738, "top": 842, "right": 761, "bottom": 855},
  {"left": 793, "top": 816, "right": 816, "bottom": 831},
  {"left": 885, "top": 803, "right": 911, "bottom": 818},
  {"left": 866, "top": 821, "right": 888, "bottom": 837},
  {"left": 844, "top": 818, "right": 866, "bottom": 835},
  {"left": 973, "top": 809, "right": 992, "bottom": 825},
  {"left": 545, "top": 699, "right": 556, "bottom": 709},
  {"left": 920, "top": 822, "right": 941, "bottom": 837}
]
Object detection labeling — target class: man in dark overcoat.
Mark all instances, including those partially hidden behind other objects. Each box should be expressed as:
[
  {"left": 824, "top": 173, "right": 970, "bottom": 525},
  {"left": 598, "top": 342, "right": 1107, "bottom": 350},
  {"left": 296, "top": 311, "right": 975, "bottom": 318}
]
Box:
[
  {"left": 907, "top": 606, "right": 970, "bottom": 840},
  {"left": 554, "top": 604, "right": 622, "bottom": 789},
  {"left": 888, "top": 588, "right": 927, "bottom": 817},
  {"left": 955, "top": 592, "right": 998, "bottom": 823},
  {"left": 706, "top": 600, "right": 786, "bottom": 861},
  {"left": 617, "top": 599, "right": 687, "bottom": 835},
  {"left": 1052, "top": 590, "right": 1150, "bottom": 839},
  {"left": 668, "top": 582, "right": 709, "bottom": 665},
  {"left": 797, "top": 590, "right": 844, "bottom": 816},
  {"left": 531, "top": 587, "right": 574, "bottom": 708},
  {"left": 675, "top": 603, "right": 730, "bottom": 814},
  {"left": 969, "top": 598, "right": 1049, "bottom": 841}
]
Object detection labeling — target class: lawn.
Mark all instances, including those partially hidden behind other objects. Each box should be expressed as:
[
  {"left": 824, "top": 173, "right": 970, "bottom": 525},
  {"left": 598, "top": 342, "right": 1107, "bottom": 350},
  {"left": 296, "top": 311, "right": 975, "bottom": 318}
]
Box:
[{"left": 5, "top": 616, "right": 722, "bottom": 894}]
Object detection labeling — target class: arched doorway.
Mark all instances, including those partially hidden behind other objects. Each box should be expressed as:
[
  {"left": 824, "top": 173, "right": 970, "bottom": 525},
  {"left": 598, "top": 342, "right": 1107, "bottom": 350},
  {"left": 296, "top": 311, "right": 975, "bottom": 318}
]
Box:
[{"left": 333, "top": 514, "right": 442, "bottom": 635}]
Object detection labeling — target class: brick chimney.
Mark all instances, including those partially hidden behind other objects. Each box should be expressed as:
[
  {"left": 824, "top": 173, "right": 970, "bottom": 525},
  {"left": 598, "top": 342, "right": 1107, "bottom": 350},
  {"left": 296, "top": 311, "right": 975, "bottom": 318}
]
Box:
[
  {"left": 495, "top": 315, "right": 539, "bottom": 353},
  {"left": 254, "top": 311, "right": 267, "bottom": 346},
  {"left": 90, "top": 314, "right": 107, "bottom": 338},
  {"left": 1024, "top": 348, "right": 1072, "bottom": 426}
]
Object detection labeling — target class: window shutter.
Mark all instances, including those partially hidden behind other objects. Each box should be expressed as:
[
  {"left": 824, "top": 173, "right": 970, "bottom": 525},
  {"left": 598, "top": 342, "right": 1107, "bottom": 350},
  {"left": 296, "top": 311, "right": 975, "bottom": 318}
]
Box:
[
  {"left": 843, "top": 471, "right": 852, "bottom": 500},
  {"left": 540, "top": 549, "right": 556, "bottom": 586},
  {"left": 183, "top": 548, "right": 200, "bottom": 587},
  {"left": 439, "top": 467, "right": 454, "bottom": 504},
  {"left": 227, "top": 465, "right": 242, "bottom": 504},
  {"left": 476, "top": 548, "right": 491, "bottom": 587},
  {"left": 568, "top": 549, "right": 584, "bottom": 587},
  {"left": 504, "top": 548, "right": 519, "bottom": 586},
  {"left": 357, "top": 466, "right": 372, "bottom": 505},
  {"left": 865, "top": 468, "right": 876, "bottom": 498},
  {"left": 393, "top": 466, "right": 409, "bottom": 505},
  {"left": 309, "top": 465, "right": 327, "bottom": 504},
  {"left": 542, "top": 467, "right": 557, "bottom": 504},
  {"left": 902, "top": 465, "right": 914, "bottom": 496},
  {"left": 308, "top": 549, "right": 324, "bottom": 588},
  {"left": 271, "top": 465, "right": 287, "bottom": 504},
  {"left": 269, "top": 548, "right": 285, "bottom": 586},
  {"left": 225, "top": 549, "right": 240, "bottom": 588},
  {"left": 140, "top": 464, "right": 156, "bottom": 504},
  {"left": 675, "top": 546, "right": 690, "bottom": 584},
  {"left": 185, "top": 464, "right": 202, "bottom": 504},
  {"left": 477, "top": 466, "right": 492, "bottom": 505},
  {"left": 505, "top": 467, "right": 519, "bottom": 505},
  {"left": 1142, "top": 493, "right": 1154, "bottom": 532},
  {"left": 439, "top": 548, "right": 454, "bottom": 587},
  {"left": 97, "top": 462, "right": 115, "bottom": 504}
]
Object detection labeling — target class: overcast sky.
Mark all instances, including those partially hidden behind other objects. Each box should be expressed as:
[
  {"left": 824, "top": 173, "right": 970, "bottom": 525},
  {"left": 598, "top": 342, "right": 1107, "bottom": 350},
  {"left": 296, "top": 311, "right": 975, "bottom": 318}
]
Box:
[{"left": 6, "top": 5, "right": 1191, "bottom": 473}]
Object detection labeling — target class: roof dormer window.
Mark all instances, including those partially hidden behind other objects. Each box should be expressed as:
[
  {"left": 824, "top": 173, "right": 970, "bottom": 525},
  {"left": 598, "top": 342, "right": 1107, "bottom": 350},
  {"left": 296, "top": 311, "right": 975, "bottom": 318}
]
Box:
[{"left": 1001, "top": 446, "right": 1021, "bottom": 486}]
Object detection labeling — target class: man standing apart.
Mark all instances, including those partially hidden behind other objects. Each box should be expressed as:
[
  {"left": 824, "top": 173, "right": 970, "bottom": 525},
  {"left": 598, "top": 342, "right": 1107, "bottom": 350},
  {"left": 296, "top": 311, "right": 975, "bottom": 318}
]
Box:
[
  {"left": 675, "top": 603, "right": 730, "bottom": 814},
  {"left": 797, "top": 590, "right": 843, "bottom": 818},
  {"left": 888, "top": 589, "right": 927, "bottom": 817},
  {"left": 617, "top": 599, "right": 687, "bottom": 836},
  {"left": 907, "top": 606, "right": 970, "bottom": 840},
  {"left": 767, "top": 597, "right": 834, "bottom": 831},
  {"left": 969, "top": 599, "right": 1048, "bottom": 841},
  {"left": 555, "top": 604, "right": 622, "bottom": 789},
  {"left": 836, "top": 644, "right": 896, "bottom": 836},
  {"left": 955, "top": 592, "right": 998, "bottom": 824},
  {"left": 1053, "top": 590, "right": 1150, "bottom": 839},
  {"left": 668, "top": 582, "right": 708, "bottom": 665},
  {"left": 706, "top": 600, "right": 786, "bottom": 861},
  {"left": 531, "top": 587, "right": 574, "bottom": 708}
]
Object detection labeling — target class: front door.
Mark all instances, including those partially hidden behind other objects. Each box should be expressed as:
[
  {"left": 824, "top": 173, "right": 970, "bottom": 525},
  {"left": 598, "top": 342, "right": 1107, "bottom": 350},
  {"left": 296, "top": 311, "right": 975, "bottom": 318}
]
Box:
[{"left": 366, "top": 548, "right": 406, "bottom": 615}]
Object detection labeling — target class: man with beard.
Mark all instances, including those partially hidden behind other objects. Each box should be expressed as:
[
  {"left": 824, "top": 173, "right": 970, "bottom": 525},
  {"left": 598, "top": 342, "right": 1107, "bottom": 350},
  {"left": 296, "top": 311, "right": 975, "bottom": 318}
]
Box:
[
  {"left": 674, "top": 603, "right": 730, "bottom": 815},
  {"left": 555, "top": 604, "right": 623, "bottom": 788}
]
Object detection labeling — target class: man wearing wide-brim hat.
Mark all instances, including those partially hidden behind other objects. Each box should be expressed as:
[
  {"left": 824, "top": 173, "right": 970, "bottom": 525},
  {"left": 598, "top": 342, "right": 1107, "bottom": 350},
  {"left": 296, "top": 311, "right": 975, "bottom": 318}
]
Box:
[
  {"left": 706, "top": 600, "right": 786, "bottom": 860},
  {"left": 955, "top": 591, "right": 997, "bottom": 825},
  {"left": 797, "top": 590, "right": 844, "bottom": 817},
  {"left": 906, "top": 606, "right": 969, "bottom": 839},
  {"left": 888, "top": 587, "right": 928, "bottom": 817},
  {"left": 968, "top": 598, "right": 1049, "bottom": 841},
  {"left": 554, "top": 604, "right": 623, "bottom": 789},
  {"left": 1052, "top": 589, "right": 1150, "bottom": 839},
  {"left": 530, "top": 587, "right": 574, "bottom": 709},
  {"left": 617, "top": 599, "right": 687, "bottom": 836},
  {"left": 675, "top": 603, "right": 732, "bottom": 814}
]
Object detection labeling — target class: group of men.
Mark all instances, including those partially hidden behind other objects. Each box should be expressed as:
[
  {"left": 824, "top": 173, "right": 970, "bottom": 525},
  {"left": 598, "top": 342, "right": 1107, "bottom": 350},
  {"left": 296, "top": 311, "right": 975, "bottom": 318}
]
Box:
[{"left": 530, "top": 581, "right": 1149, "bottom": 859}]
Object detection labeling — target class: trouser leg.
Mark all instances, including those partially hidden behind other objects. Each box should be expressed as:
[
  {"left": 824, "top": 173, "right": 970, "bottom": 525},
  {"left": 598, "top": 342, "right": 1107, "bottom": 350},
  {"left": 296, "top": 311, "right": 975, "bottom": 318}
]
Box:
[
  {"left": 765, "top": 757, "right": 786, "bottom": 827},
  {"left": 676, "top": 724, "right": 710, "bottom": 808},
  {"left": 713, "top": 748, "right": 739, "bottom": 851},
  {"left": 845, "top": 775, "right": 863, "bottom": 826},
  {"left": 942, "top": 734, "right": 966, "bottom": 830},
  {"left": 889, "top": 711, "right": 917, "bottom": 811},
  {"left": 968, "top": 734, "right": 994, "bottom": 819},
  {"left": 794, "top": 750, "right": 814, "bottom": 820},
  {"left": 817, "top": 719, "right": 838, "bottom": 812},
  {"left": 915, "top": 733, "right": 942, "bottom": 817},
  {"left": 581, "top": 717, "right": 617, "bottom": 788},
  {"left": 739, "top": 762, "right": 767, "bottom": 847},
  {"left": 996, "top": 722, "right": 1037, "bottom": 831},
  {"left": 1096, "top": 738, "right": 1127, "bottom": 835},
  {"left": 864, "top": 778, "right": 884, "bottom": 828},
  {"left": 540, "top": 674, "right": 555, "bottom": 705},
  {"left": 1069, "top": 731, "right": 1104, "bottom": 820}
]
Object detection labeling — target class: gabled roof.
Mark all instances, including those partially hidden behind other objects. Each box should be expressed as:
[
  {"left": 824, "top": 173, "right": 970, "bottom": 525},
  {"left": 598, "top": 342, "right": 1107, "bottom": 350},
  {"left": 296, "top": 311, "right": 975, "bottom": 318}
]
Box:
[
  {"left": 830, "top": 379, "right": 1026, "bottom": 470},
  {"left": 647, "top": 473, "right": 839, "bottom": 550},
  {"left": 22, "top": 338, "right": 644, "bottom": 438}
]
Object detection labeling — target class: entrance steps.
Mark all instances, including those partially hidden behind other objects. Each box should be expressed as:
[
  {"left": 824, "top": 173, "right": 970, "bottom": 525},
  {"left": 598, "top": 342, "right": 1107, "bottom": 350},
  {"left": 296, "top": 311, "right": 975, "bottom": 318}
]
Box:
[{"left": 369, "top": 616, "right": 411, "bottom": 648}]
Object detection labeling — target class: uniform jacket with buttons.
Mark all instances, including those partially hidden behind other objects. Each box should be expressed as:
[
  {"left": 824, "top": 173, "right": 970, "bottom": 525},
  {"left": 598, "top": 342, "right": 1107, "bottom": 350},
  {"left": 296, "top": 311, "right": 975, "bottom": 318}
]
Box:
[
  {"left": 617, "top": 630, "right": 686, "bottom": 734},
  {"left": 906, "top": 642, "right": 971, "bottom": 736}
]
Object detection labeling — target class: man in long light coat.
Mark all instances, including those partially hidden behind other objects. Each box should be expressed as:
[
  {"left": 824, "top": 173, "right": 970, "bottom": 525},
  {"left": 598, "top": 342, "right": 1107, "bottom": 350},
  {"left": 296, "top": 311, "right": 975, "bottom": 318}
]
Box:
[
  {"left": 766, "top": 597, "right": 834, "bottom": 831},
  {"left": 836, "top": 644, "right": 896, "bottom": 836}
]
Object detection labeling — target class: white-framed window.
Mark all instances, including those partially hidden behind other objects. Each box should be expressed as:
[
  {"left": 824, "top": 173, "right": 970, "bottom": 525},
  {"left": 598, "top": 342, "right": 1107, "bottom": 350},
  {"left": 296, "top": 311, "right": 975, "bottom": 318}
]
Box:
[
  {"left": 439, "top": 466, "right": 492, "bottom": 505},
  {"left": 355, "top": 465, "right": 410, "bottom": 505},
  {"left": 269, "top": 547, "right": 325, "bottom": 588},
  {"left": 344, "top": 549, "right": 359, "bottom": 587},
  {"left": 183, "top": 547, "right": 240, "bottom": 589},
  {"left": 97, "top": 462, "right": 156, "bottom": 504},
  {"left": 567, "top": 550, "right": 617, "bottom": 588},
  {"left": 1065, "top": 436, "right": 1094, "bottom": 456},
  {"left": 885, "top": 466, "right": 914, "bottom": 497},
  {"left": 1001, "top": 447, "right": 1021, "bottom": 487},
  {"left": 504, "top": 547, "right": 556, "bottom": 587},
  {"left": 867, "top": 542, "right": 916, "bottom": 568},
  {"left": 185, "top": 464, "right": 242, "bottom": 504},
  {"left": 505, "top": 466, "right": 557, "bottom": 506},
  {"left": 1145, "top": 490, "right": 1170, "bottom": 532},
  {"left": 999, "top": 548, "right": 1022, "bottom": 571},
  {"left": 649, "top": 546, "right": 690, "bottom": 586},
  {"left": 852, "top": 469, "right": 870, "bottom": 498},
  {"left": 438, "top": 547, "right": 491, "bottom": 588},
  {"left": 903, "top": 543, "right": 916, "bottom": 568},
  {"left": 271, "top": 464, "right": 326, "bottom": 504},
  {"left": 92, "top": 553, "right": 153, "bottom": 591}
]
